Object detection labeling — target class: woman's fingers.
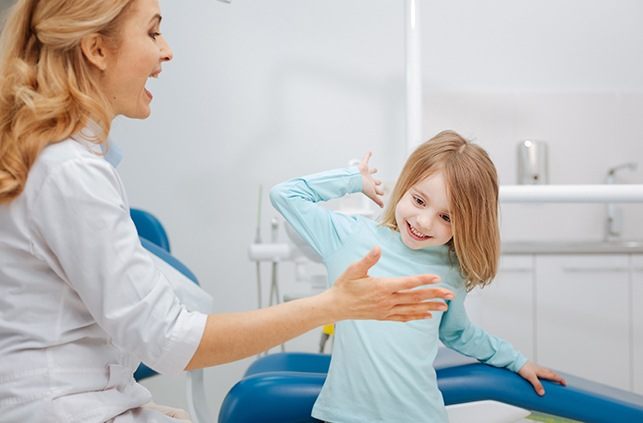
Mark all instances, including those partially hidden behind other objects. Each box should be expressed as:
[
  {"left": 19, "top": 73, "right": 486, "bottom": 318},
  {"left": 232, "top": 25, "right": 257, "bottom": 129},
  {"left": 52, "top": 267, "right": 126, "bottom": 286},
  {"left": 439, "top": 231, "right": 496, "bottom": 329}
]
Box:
[
  {"left": 379, "top": 274, "right": 444, "bottom": 293},
  {"left": 341, "top": 246, "right": 381, "bottom": 280},
  {"left": 386, "top": 313, "right": 433, "bottom": 322},
  {"left": 394, "top": 287, "right": 454, "bottom": 304},
  {"left": 388, "top": 301, "right": 448, "bottom": 316}
]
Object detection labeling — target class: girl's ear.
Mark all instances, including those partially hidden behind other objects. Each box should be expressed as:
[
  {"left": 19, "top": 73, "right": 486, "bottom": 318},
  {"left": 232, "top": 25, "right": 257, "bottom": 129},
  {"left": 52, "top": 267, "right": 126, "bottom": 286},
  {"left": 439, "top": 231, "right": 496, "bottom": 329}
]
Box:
[{"left": 80, "top": 33, "right": 108, "bottom": 71}]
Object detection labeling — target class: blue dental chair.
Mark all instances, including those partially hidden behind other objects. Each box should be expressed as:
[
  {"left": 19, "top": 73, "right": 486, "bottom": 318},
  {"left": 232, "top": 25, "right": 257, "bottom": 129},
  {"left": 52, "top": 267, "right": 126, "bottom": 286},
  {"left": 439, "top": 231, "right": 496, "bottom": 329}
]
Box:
[
  {"left": 219, "top": 348, "right": 643, "bottom": 423},
  {"left": 129, "top": 208, "right": 211, "bottom": 423}
]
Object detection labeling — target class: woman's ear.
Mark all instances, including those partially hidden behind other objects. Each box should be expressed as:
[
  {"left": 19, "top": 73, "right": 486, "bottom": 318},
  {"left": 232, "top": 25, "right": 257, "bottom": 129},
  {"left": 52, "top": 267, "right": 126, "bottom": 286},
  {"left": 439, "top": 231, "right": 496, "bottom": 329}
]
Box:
[{"left": 80, "top": 33, "right": 108, "bottom": 71}]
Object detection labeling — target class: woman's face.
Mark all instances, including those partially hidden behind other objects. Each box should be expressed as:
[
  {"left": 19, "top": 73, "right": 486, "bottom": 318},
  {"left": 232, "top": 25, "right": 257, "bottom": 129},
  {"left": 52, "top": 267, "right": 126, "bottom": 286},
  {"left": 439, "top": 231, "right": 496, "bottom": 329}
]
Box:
[
  {"left": 100, "top": 0, "right": 173, "bottom": 119},
  {"left": 394, "top": 171, "right": 453, "bottom": 250}
]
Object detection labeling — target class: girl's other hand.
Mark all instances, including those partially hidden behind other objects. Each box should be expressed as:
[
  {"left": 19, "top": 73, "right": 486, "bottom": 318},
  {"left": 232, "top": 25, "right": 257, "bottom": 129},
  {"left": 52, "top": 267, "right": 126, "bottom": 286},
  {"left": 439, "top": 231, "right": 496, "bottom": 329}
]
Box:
[
  {"left": 518, "top": 361, "right": 567, "bottom": 396},
  {"left": 358, "top": 151, "right": 384, "bottom": 208}
]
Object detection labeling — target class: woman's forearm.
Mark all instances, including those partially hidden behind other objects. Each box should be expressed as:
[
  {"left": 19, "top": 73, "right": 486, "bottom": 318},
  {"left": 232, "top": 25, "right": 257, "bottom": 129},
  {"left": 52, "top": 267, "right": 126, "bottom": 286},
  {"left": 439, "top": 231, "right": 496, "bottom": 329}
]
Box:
[
  {"left": 185, "top": 247, "right": 453, "bottom": 370},
  {"left": 185, "top": 293, "right": 333, "bottom": 370}
]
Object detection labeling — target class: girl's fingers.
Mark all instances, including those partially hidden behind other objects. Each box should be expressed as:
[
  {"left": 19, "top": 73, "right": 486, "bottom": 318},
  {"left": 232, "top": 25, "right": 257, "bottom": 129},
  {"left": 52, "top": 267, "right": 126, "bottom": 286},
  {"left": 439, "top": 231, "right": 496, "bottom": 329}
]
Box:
[
  {"left": 529, "top": 376, "right": 545, "bottom": 396},
  {"left": 369, "top": 168, "right": 378, "bottom": 174},
  {"left": 540, "top": 369, "right": 567, "bottom": 386},
  {"left": 361, "top": 151, "right": 372, "bottom": 166}
]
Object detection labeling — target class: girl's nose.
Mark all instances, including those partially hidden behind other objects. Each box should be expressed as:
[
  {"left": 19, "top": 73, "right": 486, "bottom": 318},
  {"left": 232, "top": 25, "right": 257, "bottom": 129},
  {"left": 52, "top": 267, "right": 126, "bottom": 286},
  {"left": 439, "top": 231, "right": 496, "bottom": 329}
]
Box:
[{"left": 415, "top": 213, "right": 433, "bottom": 232}]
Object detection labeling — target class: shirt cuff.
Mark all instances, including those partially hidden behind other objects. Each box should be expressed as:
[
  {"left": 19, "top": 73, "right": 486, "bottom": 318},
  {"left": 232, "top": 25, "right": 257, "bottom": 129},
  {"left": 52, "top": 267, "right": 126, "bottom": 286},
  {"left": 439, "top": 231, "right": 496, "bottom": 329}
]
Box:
[
  {"left": 149, "top": 309, "right": 208, "bottom": 375},
  {"left": 347, "top": 166, "right": 363, "bottom": 194}
]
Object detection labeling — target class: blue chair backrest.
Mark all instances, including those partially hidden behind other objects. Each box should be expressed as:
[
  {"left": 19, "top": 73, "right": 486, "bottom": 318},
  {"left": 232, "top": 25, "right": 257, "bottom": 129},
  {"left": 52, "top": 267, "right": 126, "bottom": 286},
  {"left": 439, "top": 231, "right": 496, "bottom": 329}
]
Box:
[
  {"left": 129, "top": 208, "right": 199, "bottom": 381},
  {"left": 130, "top": 208, "right": 171, "bottom": 252}
]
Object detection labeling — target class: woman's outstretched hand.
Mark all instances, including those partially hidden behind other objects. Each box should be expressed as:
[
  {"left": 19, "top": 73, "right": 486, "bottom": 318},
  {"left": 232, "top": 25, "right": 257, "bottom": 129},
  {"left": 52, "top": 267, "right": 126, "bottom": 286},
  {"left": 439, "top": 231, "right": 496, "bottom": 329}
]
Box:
[
  {"left": 358, "top": 151, "right": 385, "bottom": 208},
  {"left": 324, "top": 246, "right": 454, "bottom": 322},
  {"left": 518, "top": 361, "right": 567, "bottom": 395}
]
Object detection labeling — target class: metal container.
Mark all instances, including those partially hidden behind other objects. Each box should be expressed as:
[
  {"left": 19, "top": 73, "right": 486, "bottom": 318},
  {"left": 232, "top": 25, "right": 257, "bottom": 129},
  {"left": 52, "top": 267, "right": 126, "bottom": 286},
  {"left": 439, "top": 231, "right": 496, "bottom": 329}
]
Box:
[{"left": 517, "top": 140, "right": 549, "bottom": 184}]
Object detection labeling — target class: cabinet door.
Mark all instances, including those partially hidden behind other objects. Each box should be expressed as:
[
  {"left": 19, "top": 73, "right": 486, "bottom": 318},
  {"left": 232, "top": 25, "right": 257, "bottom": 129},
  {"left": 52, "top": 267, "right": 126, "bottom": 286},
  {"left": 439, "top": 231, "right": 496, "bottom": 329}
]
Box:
[
  {"left": 467, "top": 255, "right": 535, "bottom": 360},
  {"left": 536, "top": 255, "right": 630, "bottom": 390},
  {"left": 632, "top": 255, "right": 643, "bottom": 395}
]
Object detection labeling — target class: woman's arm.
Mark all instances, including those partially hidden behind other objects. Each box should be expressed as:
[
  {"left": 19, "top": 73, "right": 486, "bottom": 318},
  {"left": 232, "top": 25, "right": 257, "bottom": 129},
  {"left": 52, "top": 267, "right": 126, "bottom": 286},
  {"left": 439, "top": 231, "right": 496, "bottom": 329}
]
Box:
[{"left": 186, "top": 247, "right": 453, "bottom": 369}]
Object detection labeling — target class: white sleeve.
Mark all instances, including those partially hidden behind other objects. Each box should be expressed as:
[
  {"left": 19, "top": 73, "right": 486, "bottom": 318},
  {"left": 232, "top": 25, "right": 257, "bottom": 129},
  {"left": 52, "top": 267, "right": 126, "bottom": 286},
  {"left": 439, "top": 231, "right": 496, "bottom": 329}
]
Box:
[{"left": 30, "top": 158, "right": 207, "bottom": 375}]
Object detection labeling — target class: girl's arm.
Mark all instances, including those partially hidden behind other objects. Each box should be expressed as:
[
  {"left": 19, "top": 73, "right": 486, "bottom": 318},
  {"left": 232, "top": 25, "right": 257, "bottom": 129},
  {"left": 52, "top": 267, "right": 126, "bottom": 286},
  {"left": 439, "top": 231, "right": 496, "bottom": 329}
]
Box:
[
  {"left": 270, "top": 166, "right": 364, "bottom": 259},
  {"left": 270, "top": 153, "right": 383, "bottom": 259},
  {"left": 439, "top": 282, "right": 527, "bottom": 370},
  {"left": 187, "top": 247, "right": 453, "bottom": 369},
  {"left": 439, "top": 278, "right": 565, "bottom": 395}
]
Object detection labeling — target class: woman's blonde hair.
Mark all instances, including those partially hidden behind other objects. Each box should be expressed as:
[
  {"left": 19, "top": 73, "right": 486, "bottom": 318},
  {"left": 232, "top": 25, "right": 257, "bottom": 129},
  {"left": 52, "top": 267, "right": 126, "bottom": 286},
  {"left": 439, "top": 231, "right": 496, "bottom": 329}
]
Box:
[
  {"left": 381, "top": 130, "right": 500, "bottom": 291},
  {"left": 0, "top": 0, "right": 133, "bottom": 204}
]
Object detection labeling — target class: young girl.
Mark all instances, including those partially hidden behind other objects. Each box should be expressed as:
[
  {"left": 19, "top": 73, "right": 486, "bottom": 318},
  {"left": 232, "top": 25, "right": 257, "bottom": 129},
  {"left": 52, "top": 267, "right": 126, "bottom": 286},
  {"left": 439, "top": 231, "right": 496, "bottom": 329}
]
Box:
[{"left": 270, "top": 130, "right": 566, "bottom": 423}]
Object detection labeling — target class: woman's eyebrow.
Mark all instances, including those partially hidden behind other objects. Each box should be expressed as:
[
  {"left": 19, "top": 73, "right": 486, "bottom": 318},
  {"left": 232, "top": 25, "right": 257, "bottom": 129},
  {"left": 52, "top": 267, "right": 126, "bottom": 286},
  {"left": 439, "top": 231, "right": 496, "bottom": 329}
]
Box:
[{"left": 149, "top": 14, "right": 162, "bottom": 25}]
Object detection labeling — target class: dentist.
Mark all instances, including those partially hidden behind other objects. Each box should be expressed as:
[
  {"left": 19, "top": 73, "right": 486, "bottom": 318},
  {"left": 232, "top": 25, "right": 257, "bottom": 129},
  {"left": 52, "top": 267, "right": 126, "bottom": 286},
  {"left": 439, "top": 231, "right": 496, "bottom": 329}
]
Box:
[{"left": 0, "top": 1, "right": 453, "bottom": 422}]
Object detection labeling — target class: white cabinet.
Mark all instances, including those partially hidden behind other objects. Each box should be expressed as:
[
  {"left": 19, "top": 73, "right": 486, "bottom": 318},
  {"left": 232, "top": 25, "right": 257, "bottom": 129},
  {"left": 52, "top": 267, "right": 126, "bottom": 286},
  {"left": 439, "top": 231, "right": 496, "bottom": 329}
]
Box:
[
  {"left": 535, "top": 255, "right": 631, "bottom": 390},
  {"left": 467, "top": 255, "right": 535, "bottom": 359},
  {"left": 632, "top": 255, "right": 643, "bottom": 395}
]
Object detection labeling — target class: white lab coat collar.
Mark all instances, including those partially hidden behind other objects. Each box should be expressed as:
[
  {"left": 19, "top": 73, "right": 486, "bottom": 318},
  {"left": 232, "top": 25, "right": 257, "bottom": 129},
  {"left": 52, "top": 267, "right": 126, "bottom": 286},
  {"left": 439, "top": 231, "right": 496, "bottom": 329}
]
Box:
[{"left": 71, "top": 121, "right": 123, "bottom": 168}]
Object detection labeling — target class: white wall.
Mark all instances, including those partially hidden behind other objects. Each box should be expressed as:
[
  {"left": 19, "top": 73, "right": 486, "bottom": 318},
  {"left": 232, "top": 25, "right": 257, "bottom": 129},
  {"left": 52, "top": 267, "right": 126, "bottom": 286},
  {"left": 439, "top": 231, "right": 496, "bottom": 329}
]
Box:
[{"left": 110, "top": 0, "right": 643, "bottom": 419}]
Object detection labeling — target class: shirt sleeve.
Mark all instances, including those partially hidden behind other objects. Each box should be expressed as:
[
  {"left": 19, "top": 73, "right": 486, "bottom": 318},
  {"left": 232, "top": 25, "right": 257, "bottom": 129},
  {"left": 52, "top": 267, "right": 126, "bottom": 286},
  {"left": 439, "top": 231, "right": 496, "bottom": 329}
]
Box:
[
  {"left": 438, "top": 274, "right": 528, "bottom": 373},
  {"left": 29, "top": 157, "right": 207, "bottom": 375},
  {"left": 269, "top": 167, "right": 364, "bottom": 260}
]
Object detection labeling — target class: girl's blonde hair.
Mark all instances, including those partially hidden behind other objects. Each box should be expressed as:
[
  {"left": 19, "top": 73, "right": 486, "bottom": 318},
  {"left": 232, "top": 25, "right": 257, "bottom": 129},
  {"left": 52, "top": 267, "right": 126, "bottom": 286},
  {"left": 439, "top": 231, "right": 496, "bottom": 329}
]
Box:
[
  {"left": 0, "top": 0, "right": 133, "bottom": 204},
  {"left": 381, "top": 130, "right": 500, "bottom": 291}
]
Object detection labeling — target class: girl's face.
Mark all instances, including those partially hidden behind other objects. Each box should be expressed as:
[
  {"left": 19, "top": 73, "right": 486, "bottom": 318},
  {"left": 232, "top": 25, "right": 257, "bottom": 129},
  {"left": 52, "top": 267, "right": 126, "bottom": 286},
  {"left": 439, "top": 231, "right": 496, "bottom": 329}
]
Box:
[
  {"left": 395, "top": 171, "right": 453, "bottom": 249},
  {"left": 100, "top": 0, "right": 172, "bottom": 119}
]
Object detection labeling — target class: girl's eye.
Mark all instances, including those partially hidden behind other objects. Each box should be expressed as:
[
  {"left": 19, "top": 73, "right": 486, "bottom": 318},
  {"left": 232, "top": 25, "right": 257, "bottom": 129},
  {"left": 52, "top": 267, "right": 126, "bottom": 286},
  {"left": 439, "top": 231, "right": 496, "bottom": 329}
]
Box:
[
  {"left": 441, "top": 214, "right": 451, "bottom": 223},
  {"left": 413, "top": 196, "right": 424, "bottom": 206},
  {"left": 150, "top": 32, "right": 161, "bottom": 40}
]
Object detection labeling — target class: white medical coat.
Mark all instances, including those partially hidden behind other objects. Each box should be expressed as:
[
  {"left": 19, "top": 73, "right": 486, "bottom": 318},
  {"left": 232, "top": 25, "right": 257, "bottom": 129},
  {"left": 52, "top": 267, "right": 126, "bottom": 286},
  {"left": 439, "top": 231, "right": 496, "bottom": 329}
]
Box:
[{"left": 0, "top": 132, "right": 207, "bottom": 422}]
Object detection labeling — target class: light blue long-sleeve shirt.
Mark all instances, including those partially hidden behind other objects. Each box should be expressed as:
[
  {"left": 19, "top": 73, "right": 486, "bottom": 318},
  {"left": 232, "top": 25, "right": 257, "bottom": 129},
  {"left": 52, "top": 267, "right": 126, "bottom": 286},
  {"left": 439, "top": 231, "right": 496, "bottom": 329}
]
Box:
[{"left": 270, "top": 167, "right": 527, "bottom": 423}]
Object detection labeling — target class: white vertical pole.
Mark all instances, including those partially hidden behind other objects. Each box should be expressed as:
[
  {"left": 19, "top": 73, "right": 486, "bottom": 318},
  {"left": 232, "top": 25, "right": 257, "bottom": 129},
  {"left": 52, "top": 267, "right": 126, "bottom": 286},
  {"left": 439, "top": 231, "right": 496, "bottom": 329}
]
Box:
[{"left": 405, "top": 0, "right": 423, "bottom": 154}]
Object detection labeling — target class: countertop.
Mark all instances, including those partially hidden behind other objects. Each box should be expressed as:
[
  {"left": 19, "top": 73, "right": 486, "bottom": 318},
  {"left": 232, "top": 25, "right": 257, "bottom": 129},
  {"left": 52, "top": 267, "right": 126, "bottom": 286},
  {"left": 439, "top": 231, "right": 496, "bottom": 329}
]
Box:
[{"left": 502, "top": 240, "right": 643, "bottom": 254}]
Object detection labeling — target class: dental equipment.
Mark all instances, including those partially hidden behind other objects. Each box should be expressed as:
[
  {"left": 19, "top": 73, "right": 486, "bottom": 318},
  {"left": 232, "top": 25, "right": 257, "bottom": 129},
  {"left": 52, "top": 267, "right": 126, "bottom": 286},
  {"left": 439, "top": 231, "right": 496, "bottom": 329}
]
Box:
[{"left": 406, "top": 0, "right": 423, "bottom": 152}]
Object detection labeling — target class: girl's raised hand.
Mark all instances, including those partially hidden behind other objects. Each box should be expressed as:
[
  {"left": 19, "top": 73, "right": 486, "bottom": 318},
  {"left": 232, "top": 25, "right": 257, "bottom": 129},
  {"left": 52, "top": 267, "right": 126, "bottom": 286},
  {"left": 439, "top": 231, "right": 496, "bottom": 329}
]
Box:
[{"left": 358, "top": 151, "right": 384, "bottom": 208}]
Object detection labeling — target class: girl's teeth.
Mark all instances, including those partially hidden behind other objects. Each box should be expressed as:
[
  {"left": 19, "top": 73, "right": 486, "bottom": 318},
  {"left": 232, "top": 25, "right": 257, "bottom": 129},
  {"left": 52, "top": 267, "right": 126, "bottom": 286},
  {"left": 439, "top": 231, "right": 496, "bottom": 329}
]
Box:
[{"left": 409, "top": 223, "right": 427, "bottom": 238}]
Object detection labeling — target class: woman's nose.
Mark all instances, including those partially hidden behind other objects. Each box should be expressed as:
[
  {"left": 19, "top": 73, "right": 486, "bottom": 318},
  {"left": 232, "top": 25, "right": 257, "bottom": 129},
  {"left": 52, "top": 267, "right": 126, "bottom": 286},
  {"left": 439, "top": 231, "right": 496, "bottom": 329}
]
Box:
[{"left": 159, "top": 36, "right": 174, "bottom": 62}]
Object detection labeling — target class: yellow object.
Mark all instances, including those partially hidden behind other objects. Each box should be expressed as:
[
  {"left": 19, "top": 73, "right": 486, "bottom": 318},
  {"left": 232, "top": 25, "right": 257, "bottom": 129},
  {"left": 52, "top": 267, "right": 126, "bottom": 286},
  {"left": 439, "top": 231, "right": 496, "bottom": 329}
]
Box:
[{"left": 319, "top": 324, "right": 335, "bottom": 353}]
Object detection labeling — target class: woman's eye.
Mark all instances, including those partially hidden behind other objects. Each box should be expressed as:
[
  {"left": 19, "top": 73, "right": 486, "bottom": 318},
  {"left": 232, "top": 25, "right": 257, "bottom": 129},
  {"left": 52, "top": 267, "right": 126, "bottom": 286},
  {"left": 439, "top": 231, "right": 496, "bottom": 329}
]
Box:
[
  {"left": 413, "top": 196, "right": 424, "bottom": 206},
  {"left": 441, "top": 214, "right": 451, "bottom": 223},
  {"left": 150, "top": 32, "right": 161, "bottom": 40}
]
